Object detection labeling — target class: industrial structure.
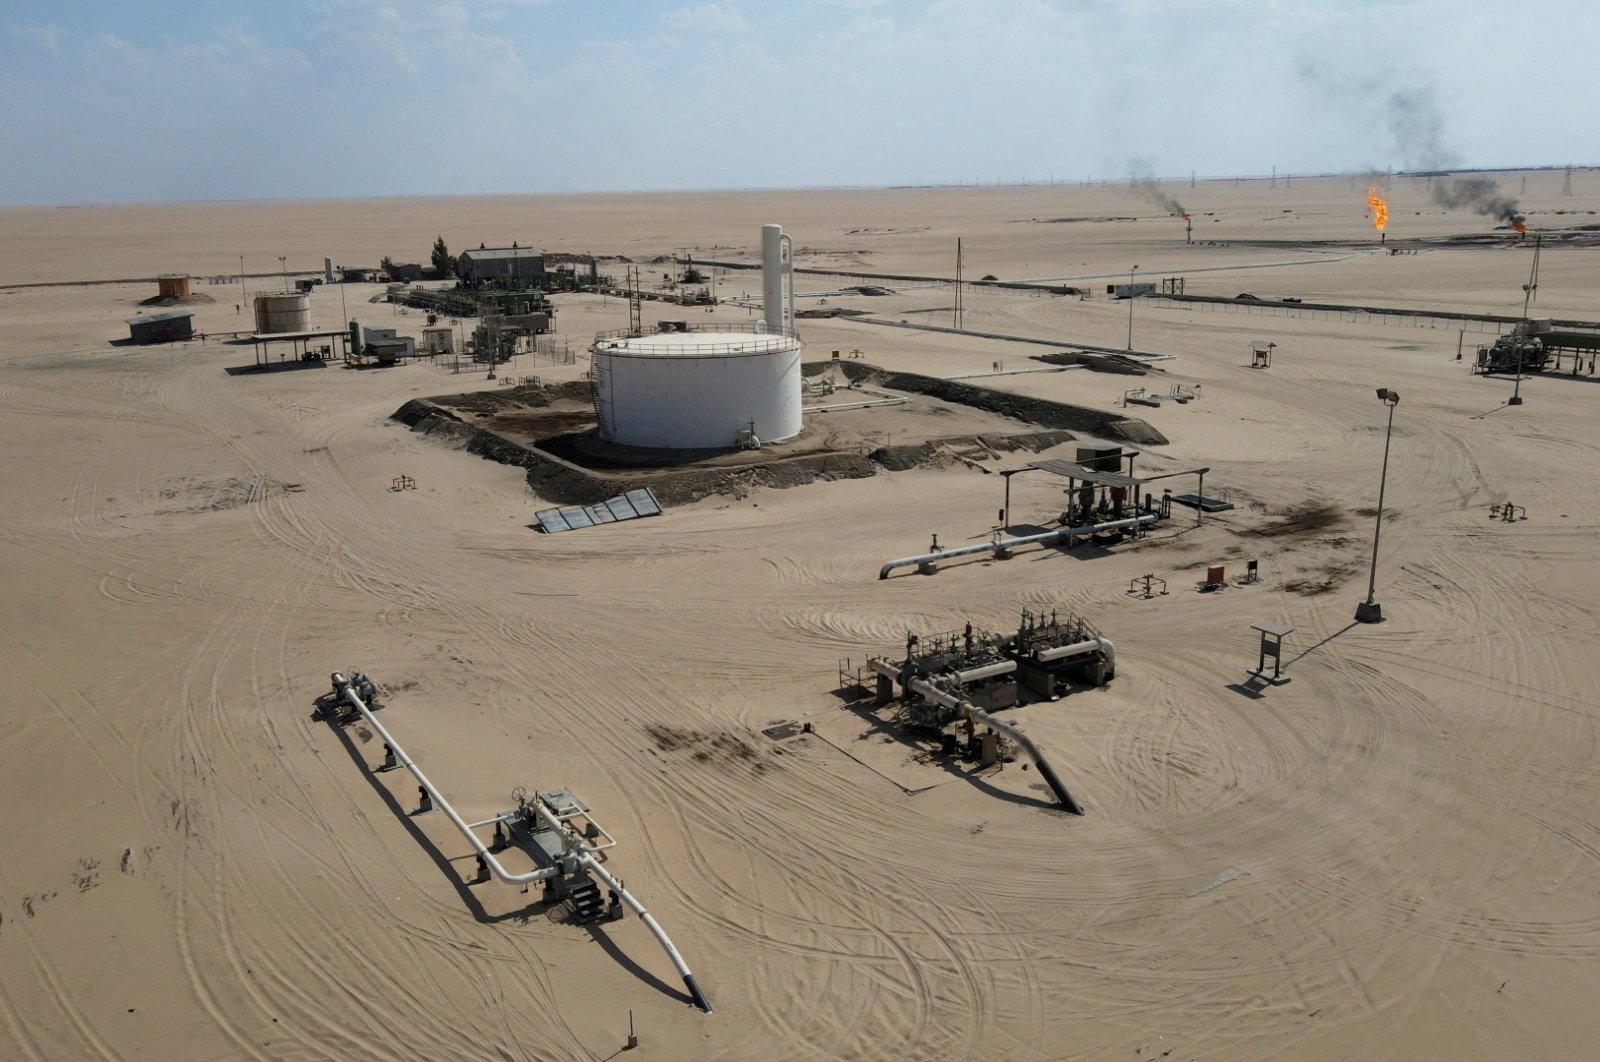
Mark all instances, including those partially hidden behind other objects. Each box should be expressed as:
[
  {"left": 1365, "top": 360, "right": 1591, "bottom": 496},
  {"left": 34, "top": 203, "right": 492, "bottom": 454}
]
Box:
[
  {"left": 588, "top": 224, "right": 800, "bottom": 451},
  {"left": 126, "top": 310, "right": 193, "bottom": 344},
  {"left": 316, "top": 672, "right": 712, "bottom": 1013},
  {"left": 879, "top": 451, "right": 1215, "bottom": 578},
  {"left": 350, "top": 322, "right": 416, "bottom": 364},
  {"left": 459, "top": 245, "right": 545, "bottom": 288},
  {"left": 253, "top": 291, "right": 311, "bottom": 335},
  {"left": 156, "top": 273, "right": 193, "bottom": 298},
  {"left": 1475, "top": 320, "right": 1600, "bottom": 375},
  {"left": 847, "top": 609, "right": 1118, "bottom": 815}
]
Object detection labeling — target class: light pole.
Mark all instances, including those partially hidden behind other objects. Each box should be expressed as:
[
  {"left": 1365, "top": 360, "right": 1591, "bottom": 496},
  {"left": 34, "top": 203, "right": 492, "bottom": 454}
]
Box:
[
  {"left": 278, "top": 256, "right": 288, "bottom": 291},
  {"left": 1510, "top": 234, "right": 1541, "bottom": 406},
  {"left": 1126, "top": 264, "right": 1139, "bottom": 350},
  {"left": 1355, "top": 388, "right": 1400, "bottom": 624},
  {"left": 239, "top": 255, "right": 245, "bottom": 313}
]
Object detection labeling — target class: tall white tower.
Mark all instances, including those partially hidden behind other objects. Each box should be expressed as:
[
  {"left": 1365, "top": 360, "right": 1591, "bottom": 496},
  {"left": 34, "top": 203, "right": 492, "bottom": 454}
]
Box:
[{"left": 760, "top": 224, "right": 793, "bottom": 334}]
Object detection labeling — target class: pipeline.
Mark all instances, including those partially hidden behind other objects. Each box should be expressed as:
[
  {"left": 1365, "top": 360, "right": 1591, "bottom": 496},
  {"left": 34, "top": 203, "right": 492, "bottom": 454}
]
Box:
[
  {"left": 949, "top": 659, "right": 1017, "bottom": 684},
  {"left": 1034, "top": 636, "right": 1116, "bottom": 677},
  {"left": 878, "top": 513, "right": 1157, "bottom": 579},
  {"left": 328, "top": 673, "right": 713, "bottom": 1013},
  {"left": 332, "top": 673, "right": 559, "bottom": 886},
  {"left": 579, "top": 854, "right": 712, "bottom": 1013},
  {"left": 904, "top": 675, "right": 1085, "bottom": 815}
]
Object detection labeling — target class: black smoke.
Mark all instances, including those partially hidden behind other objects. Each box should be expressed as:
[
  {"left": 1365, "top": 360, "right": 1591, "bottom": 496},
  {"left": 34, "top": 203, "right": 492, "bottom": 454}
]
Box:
[{"left": 1126, "top": 160, "right": 1187, "bottom": 216}]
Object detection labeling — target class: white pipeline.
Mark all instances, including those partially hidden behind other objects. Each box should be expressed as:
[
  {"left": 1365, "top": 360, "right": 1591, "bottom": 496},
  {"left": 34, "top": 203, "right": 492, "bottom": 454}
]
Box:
[
  {"left": 906, "top": 676, "right": 1084, "bottom": 814},
  {"left": 1033, "top": 636, "right": 1116, "bottom": 675},
  {"left": 951, "top": 659, "right": 1018, "bottom": 684},
  {"left": 878, "top": 514, "right": 1157, "bottom": 579},
  {"left": 332, "top": 673, "right": 559, "bottom": 886},
  {"left": 329, "top": 673, "right": 714, "bottom": 1013},
  {"left": 579, "top": 854, "right": 712, "bottom": 1013}
]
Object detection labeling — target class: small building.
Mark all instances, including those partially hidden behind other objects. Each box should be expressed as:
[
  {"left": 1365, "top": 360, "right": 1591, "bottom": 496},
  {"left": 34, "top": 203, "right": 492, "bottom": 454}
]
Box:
[
  {"left": 126, "top": 310, "right": 194, "bottom": 345},
  {"left": 421, "top": 325, "right": 455, "bottom": 354},
  {"left": 358, "top": 324, "right": 416, "bottom": 362},
  {"left": 458, "top": 245, "right": 545, "bottom": 287},
  {"left": 1106, "top": 282, "right": 1156, "bottom": 299},
  {"left": 385, "top": 263, "right": 425, "bottom": 283},
  {"left": 157, "top": 274, "right": 193, "bottom": 298}
]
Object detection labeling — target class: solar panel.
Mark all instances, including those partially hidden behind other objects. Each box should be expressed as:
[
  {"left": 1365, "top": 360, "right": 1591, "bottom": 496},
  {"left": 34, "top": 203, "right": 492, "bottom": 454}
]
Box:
[
  {"left": 538, "top": 488, "right": 663, "bottom": 532},
  {"left": 535, "top": 508, "right": 571, "bottom": 533},
  {"left": 625, "top": 489, "right": 661, "bottom": 516}
]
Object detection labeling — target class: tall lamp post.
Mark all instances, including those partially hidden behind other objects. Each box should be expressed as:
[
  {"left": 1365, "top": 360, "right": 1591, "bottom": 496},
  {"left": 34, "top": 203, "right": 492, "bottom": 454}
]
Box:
[
  {"left": 1125, "top": 263, "right": 1140, "bottom": 350},
  {"left": 1510, "top": 233, "right": 1541, "bottom": 406},
  {"left": 1355, "top": 388, "right": 1400, "bottom": 624}
]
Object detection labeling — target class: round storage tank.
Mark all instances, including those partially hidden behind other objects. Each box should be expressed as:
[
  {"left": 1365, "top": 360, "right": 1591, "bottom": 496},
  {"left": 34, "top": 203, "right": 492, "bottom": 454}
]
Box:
[
  {"left": 157, "top": 273, "right": 192, "bottom": 298},
  {"left": 591, "top": 327, "right": 802, "bottom": 449},
  {"left": 254, "top": 291, "right": 311, "bottom": 335}
]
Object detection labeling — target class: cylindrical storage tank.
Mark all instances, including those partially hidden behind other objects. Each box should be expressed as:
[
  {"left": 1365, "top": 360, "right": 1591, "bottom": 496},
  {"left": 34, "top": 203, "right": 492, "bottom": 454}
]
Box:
[
  {"left": 254, "top": 291, "right": 311, "bottom": 334},
  {"left": 591, "top": 328, "right": 802, "bottom": 449},
  {"left": 157, "top": 273, "right": 192, "bottom": 298}
]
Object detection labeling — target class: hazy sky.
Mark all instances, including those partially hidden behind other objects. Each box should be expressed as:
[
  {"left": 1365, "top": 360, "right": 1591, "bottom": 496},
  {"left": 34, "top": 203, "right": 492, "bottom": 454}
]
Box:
[{"left": 1, "top": 0, "right": 1593, "bottom": 205}]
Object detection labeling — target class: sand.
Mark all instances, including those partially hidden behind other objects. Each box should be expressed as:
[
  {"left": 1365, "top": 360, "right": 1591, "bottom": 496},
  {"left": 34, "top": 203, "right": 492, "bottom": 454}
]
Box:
[{"left": 2, "top": 172, "right": 1599, "bottom": 1060}]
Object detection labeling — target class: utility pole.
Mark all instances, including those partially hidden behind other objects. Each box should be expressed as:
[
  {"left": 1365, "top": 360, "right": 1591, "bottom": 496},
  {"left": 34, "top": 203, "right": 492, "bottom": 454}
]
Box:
[
  {"left": 953, "top": 238, "right": 963, "bottom": 330},
  {"left": 1126, "top": 264, "right": 1139, "bottom": 350},
  {"left": 1511, "top": 234, "right": 1542, "bottom": 406},
  {"left": 1356, "top": 388, "right": 1400, "bottom": 623}
]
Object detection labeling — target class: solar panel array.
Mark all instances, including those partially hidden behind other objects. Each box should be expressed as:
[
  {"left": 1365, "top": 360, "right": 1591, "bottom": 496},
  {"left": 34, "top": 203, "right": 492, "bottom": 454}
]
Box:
[{"left": 537, "top": 488, "right": 662, "bottom": 533}]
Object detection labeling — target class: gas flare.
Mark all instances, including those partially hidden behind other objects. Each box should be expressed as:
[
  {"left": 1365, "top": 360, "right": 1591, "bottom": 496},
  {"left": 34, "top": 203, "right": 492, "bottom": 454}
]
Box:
[
  {"left": 1366, "top": 186, "right": 1388, "bottom": 231},
  {"left": 1512, "top": 216, "right": 1528, "bottom": 234}
]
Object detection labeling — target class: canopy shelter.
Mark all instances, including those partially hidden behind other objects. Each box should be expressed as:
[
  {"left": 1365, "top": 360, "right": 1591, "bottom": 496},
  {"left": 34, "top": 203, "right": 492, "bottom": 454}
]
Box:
[
  {"left": 250, "top": 328, "right": 352, "bottom": 369},
  {"left": 998, "top": 457, "right": 1213, "bottom": 529}
]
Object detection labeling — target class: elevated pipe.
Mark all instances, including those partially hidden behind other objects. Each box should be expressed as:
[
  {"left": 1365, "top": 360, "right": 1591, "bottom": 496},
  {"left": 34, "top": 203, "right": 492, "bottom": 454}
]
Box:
[
  {"left": 578, "top": 854, "right": 712, "bottom": 1013},
  {"left": 950, "top": 659, "right": 1017, "bottom": 684},
  {"left": 878, "top": 514, "right": 1157, "bottom": 579},
  {"left": 332, "top": 673, "right": 559, "bottom": 886},
  {"left": 1034, "top": 636, "right": 1116, "bottom": 676},
  {"left": 907, "top": 676, "right": 1084, "bottom": 815},
  {"left": 329, "top": 674, "right": 714, "bottom": 1013}
]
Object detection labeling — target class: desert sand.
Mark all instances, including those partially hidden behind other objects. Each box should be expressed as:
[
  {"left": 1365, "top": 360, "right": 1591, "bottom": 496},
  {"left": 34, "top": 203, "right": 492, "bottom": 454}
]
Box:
[{"left": 2, "top": 171, "right": 1599, "bottom": 1060}]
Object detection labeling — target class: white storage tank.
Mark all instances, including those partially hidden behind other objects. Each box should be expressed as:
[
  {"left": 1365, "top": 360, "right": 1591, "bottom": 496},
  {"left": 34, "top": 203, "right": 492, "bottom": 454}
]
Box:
[
  {"left": 590, "top": 325, "right": 802, "bottom": 449},
  {"left": 254, "top": 291, "right": 311, "bottom": 335}
]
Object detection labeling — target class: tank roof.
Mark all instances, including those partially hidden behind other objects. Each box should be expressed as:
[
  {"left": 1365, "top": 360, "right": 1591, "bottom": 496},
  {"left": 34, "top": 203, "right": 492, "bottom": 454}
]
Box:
[{"left": 595, "top": 329, "right": 797, "bottom": 358}]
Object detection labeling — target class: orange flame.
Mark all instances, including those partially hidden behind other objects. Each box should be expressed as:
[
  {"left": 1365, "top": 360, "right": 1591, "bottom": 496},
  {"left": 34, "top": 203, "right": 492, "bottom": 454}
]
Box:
[
  {"left": 1365, "top": 186, "right": 1388, "bottom": 231},
  {"left": 1513, "top": 217, "right": 1527, "bottom": 234},
  {"left": 1180, "top": 212, "right": 1192, "bottom": 221}
]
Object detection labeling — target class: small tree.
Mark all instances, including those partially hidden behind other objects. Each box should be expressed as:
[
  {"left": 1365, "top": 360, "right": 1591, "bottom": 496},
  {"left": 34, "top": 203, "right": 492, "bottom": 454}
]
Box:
[
  {"left": 430, "top": 236, "right": 456, "bottom": 277},
  {"left": 380, "top": 255, "right": 397, "bottom": 275}
]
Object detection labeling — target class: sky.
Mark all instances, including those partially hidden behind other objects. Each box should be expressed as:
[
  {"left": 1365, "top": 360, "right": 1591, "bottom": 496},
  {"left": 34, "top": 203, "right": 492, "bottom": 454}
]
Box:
[{"left": 1, "top": 0, "right": 1594, "bottom": 205}]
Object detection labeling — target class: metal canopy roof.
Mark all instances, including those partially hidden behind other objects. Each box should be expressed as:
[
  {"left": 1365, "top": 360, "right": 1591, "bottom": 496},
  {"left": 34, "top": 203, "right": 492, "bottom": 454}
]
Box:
[
  {"left": 126, "top": 310, "right": 193, "bottom": 325},
  {"left": 251, "top": 329, "right": 354, "bottom": 341},
  {"left": 461, "top": 247, "right": 543, "bottom": 261},
  {"left": 1251, "top": 619, "right": 1294, "bottom": 638},
  {"left": 1027, "top": 459, "right": 1143, "bottom": 488}
]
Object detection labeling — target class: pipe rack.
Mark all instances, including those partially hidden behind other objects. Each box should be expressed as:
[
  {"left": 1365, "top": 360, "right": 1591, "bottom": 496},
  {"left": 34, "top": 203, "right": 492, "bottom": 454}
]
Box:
[
  {"left": 878, "top": 513, "right": 1157, "bottom": 579},
  {"left": 328, "top": 673, "right": 713, "bottom": 1013}
]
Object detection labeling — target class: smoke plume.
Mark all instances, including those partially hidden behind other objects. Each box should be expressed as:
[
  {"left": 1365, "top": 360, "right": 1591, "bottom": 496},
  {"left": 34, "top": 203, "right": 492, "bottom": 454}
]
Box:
[
  {"left": 1430, "top": 175, "right": 1523, "bottom": 224},
  {"left": 1295, "top": 62, "right": 1524, "bottom": 227},
  {"left": 1384, "top": 88, "right": 1460, "bottom": 171},
  {"left": 1126, "top": 160, "right": 1187, "bottom": 216},
  {"left": 1383, "top": 86, "right": 1522, "bottom": 224}
]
